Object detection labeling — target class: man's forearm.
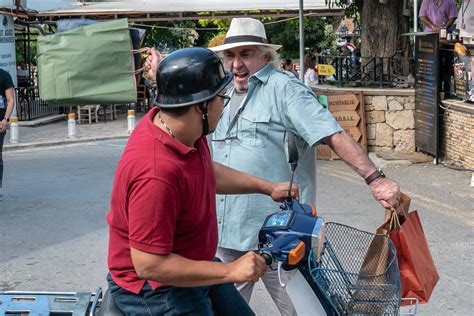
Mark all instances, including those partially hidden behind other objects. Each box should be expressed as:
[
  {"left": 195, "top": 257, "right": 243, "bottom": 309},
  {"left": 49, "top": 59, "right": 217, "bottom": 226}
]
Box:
[
  {"left": 420, "top": 16, "right": 435, "bottom": 29},
  {"left": 213, "top": 161, "right": 272, "bottom": 195},
  {"left": 5, "top": 88, "right": 14, "bottom": 118},
  {"left": 131, "top": 248, "right": 232, "bottom": 287},
  {"left": 446, "top": 18, "right": 456, "bottom": 28},
  {"left": 324, "top": 130, "right": 376, "bottom": 179}
]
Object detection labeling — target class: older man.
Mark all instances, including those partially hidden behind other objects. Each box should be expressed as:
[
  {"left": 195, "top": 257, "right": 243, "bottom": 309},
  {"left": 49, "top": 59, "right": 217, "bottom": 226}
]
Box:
[{"left": 210, "top": 18, "right": 401, "bottom": 315}]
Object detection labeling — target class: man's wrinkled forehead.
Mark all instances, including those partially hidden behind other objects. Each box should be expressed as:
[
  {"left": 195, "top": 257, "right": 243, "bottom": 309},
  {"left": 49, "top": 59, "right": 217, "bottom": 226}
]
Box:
[{"left": 224, "top": 45, "right": 260, "bottom": 55}]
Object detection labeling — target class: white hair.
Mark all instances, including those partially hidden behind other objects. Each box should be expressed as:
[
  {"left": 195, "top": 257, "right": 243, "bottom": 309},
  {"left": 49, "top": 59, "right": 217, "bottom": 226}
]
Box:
[{"left": 257, "top": 46, "right": 280, "bottom": 68}]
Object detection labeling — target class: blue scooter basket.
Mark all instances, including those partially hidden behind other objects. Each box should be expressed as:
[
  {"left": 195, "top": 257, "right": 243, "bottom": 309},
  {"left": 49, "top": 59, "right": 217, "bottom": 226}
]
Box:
[{"left": 309, "top": 222, "right": 401, "bottom": 315}]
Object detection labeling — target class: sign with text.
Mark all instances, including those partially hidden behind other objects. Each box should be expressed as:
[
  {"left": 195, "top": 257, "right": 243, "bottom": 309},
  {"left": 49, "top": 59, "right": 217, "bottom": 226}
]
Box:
[
  {"left": 328, "top": 94, "right": 359, "bottom": 111},
  {"left": 318, "top": 64, "right": 336, "bottom": 77},
  {"left": 0, "top": 15, "right": 17, "bottom": 86},
  {"left": 415, "top": 33, "right": 439, "bottom": 159},
  {"left": 315, "top": 92, "right": 367, "bottom": 160}
]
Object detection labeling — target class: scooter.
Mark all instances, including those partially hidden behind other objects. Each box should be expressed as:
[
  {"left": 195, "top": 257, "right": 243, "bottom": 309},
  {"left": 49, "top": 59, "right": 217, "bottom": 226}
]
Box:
[
  {"left": 0, "top": 132, "right": 418, "bottom": 315},
  {"left": 258, "top": 132, "right": 418, "bottom": 315}
]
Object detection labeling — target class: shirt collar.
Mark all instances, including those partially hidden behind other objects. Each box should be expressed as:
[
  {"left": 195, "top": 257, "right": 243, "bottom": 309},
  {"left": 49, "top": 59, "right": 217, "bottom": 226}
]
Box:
[
  {"left": 249, "top": 63, "right": 275, "bottom": 85},
  {"left": 146, "top": 107, "right": 198, "bottom": 156}
]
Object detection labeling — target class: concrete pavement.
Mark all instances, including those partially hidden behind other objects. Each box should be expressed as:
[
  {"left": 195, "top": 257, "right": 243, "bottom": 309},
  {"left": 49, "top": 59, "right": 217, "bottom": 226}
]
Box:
[{"left": 3, "top": 113, "right": 144, "bottom": 152}]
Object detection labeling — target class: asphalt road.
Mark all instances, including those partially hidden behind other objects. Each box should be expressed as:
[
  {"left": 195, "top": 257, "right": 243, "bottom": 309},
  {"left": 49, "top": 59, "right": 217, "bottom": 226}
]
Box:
[{"left": 1, "top": 139, "right": 472, "bottom": 315}]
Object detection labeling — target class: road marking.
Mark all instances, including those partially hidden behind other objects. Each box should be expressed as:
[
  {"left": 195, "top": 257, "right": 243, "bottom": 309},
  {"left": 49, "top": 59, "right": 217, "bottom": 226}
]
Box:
[{"left": 318, "top": 167, "right": 474, "bottom": 226}]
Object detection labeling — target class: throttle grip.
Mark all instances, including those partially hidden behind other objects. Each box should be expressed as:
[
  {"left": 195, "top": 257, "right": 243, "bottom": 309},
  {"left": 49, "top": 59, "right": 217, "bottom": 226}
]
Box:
[{"left": 260, "top": 252, "right": 273, "bottom": 265}]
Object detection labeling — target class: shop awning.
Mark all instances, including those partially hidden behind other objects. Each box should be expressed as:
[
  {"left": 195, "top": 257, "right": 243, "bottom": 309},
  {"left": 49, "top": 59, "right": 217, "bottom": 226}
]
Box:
[{"left": 1, "top": 0, "right": 345, "bottom": 21}]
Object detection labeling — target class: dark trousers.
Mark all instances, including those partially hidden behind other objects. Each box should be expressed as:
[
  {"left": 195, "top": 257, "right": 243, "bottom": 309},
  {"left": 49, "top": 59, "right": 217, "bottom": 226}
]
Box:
[
  {"left": 107, "top": 274, "right": 255, "bottom": 316},
  {"left": 0, "top": 132, "right": 5, "bottom": 188}
]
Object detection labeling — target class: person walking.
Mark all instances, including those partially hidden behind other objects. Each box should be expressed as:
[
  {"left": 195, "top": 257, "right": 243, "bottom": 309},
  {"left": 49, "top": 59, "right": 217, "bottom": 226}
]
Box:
[
  {"left": 107, "top": 47, "right": 299, "bottom": 315},
  {"left": 0, "top": 68, "right": 15, "bottom": 200},
  {"left": 207, "top": 18, "right": 401, "bottom": 315}
]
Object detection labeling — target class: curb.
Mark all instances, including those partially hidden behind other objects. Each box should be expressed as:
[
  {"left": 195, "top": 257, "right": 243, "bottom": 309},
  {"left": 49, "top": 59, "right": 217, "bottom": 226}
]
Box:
[{"left": 4, "top": 134, "right": 130, "bottom": 152}]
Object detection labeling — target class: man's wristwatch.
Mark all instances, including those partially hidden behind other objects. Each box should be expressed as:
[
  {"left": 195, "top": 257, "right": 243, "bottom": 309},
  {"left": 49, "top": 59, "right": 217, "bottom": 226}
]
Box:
[{"left": 365, "top": 168, "right": 386, "bottom": 185}]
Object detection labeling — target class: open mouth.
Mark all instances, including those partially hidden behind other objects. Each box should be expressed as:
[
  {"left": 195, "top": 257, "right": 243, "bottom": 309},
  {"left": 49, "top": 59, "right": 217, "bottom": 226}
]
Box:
[{"left": 234, "top": 72, "right": 249, "bottom": 80}]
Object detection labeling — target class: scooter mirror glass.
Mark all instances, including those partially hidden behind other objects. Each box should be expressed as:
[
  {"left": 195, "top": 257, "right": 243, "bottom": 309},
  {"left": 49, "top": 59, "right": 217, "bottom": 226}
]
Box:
[{"left": 284, "top": 130, "right": 299, "bottom": 171}]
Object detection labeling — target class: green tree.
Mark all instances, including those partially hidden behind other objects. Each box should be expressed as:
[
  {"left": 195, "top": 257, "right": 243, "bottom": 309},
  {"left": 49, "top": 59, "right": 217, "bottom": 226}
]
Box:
[
  {"left": 264, "top": 16, "right": 336, "bottom": 58},
  {"left": 143, "top": 20, "right": 199, "bottom": 52}
]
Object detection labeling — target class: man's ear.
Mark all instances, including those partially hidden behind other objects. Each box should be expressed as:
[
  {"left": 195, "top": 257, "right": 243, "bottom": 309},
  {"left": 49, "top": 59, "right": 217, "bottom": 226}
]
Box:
[{"left": 194, "top": 102, "right": 207, "bottom": 114}]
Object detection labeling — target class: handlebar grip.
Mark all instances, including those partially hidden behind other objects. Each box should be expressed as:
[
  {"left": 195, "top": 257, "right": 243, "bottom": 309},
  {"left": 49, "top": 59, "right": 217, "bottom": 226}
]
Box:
[{"left": 260, "top": 252, "right": 273, "bottom": 265}]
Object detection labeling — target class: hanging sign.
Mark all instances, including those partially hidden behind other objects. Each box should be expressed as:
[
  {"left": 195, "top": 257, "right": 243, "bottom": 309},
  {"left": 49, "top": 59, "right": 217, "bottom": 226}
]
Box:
[
  {"left": 318, "top": 64, "right": 336, "bottom": 77},
  {"left": 0, "top": 14, "right": 17, "bottom": 86}
]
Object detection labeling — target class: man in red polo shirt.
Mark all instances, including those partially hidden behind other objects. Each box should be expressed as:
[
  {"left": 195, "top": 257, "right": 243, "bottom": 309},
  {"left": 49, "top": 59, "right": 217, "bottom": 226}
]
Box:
[{"left": 106, "top": 47, "right": 298, "bottom": 315}]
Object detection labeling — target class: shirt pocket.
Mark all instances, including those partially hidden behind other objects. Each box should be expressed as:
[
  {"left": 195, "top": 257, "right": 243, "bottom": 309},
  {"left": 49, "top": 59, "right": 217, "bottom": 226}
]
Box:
[{"left": 238, "top": 110, "right": 271, "bottom": 147}]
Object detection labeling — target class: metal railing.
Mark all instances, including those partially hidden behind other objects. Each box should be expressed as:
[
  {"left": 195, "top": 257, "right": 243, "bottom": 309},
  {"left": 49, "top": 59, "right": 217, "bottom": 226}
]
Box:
[
  {"left": 319, "top": 53, "right": 415, "bottom": 88},
  {"left": 15, "top": 85, "right": 61, "bottom": 121}
]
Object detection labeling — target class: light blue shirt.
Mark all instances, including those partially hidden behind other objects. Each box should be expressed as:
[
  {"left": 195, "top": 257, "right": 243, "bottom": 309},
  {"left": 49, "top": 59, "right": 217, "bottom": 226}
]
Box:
[{"left": 212, "top": 64, "right": 342, "bottom": 251}]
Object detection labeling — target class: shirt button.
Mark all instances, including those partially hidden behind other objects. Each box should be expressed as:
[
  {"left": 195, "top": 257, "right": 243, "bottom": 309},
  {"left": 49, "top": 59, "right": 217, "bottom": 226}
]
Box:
[
  {"left": 220, "top": 198, "right": 224, "bottom": 202},
  {"left": 218, "top": 220, "right": 222, "bottom": 224},
  {"left": 224, "top": 154, "right": 228, "bottom": 158}
]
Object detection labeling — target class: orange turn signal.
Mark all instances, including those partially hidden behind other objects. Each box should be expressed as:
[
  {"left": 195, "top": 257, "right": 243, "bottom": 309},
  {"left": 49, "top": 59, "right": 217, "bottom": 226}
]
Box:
[
  {"left": 311, "top": 205, "right": 318, "bottom": 217},
  {"left": 288, "top": 241, "right": 305, "bottom": 265}
]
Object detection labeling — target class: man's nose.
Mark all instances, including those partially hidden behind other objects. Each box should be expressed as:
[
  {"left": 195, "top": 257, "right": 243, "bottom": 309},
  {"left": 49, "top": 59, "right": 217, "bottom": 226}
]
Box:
[{"left": 233, "top": 56, "right": 243, "bottom": 69}]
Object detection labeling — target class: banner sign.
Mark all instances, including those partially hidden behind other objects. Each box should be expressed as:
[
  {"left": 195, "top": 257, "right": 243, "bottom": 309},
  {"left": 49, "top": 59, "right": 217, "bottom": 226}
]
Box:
[
  {"left": 414, "top": 33, "right": 439, "bottom": 159},
  {"left": 0, "top": 15, "right": 17, "bottom": 86}
]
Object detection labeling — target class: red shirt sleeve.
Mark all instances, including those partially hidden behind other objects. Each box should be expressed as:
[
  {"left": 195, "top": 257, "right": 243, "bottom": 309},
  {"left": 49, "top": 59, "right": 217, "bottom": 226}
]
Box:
[{"left": 128, "top": 178, "right": 181, "bottom": 255}]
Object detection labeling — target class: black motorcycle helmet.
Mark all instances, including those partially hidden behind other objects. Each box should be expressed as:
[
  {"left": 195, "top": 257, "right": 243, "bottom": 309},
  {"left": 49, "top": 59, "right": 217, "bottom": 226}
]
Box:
[{"left": 154, "top": 47, "right": 232, "bottom": 108}]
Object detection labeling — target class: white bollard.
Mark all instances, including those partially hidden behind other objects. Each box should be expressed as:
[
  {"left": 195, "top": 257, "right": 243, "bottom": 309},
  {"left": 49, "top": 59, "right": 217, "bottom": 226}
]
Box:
[
  {"left": 127, "top": 109, "right": 135, "bottom": 133},
  {"left": 470, "top": 172, "right": 474, "bottom": 187},
  {"left": 67, "top": 113, "right": 76, "bottom": 138},
  {"left": 9, "top": 117, "right": 19, "bottom": 143}
]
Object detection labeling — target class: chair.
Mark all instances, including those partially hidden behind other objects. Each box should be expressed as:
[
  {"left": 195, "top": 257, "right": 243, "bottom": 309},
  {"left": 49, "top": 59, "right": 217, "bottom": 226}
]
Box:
[
  {"left": 136, "top": 83, "right": 149, "bottom": 113},
  {"left": 77, "top": 105, "right": 100, "bottom": 124},
  {"left": 98, "top": 104, "right": 118, "bottom": 122}
]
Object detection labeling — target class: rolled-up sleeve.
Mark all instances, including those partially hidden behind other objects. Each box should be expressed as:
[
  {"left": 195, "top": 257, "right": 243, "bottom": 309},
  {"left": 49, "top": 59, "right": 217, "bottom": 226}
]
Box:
[
  {"left": 281, "top": 80, "right": 342, "bottom": 147},
  {"left": 448, "top": 0, "right": 458, "bottom": 19},
  {"left": 419, "top": 0, "right": 429, "bottom": 17}
]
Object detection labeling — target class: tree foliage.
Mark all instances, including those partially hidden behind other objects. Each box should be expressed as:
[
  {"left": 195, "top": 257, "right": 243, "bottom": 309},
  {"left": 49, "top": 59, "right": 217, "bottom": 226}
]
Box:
[
  {"left": 264, "top": 17, "right": 336, "bottom": 58},
  {"left": 142, "top": 20, "right": 199, "bottom": 52}
]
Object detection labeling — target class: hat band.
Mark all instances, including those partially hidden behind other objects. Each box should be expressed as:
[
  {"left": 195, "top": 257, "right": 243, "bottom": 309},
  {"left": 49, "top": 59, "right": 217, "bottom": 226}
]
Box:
[{"left": 224, "top": 35, "right": 268, "bottom": 45}]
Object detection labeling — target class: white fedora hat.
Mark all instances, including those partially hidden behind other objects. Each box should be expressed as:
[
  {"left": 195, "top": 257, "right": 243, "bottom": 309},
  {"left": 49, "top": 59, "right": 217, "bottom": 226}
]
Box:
[{"left": 210, "top": 18, "right": 282, "bottom": 52}]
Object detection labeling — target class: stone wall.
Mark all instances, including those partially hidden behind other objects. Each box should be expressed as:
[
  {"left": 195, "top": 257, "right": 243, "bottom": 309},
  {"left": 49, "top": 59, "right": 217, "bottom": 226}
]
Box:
[
  {"left": 440, "top": 106, "right": 474, "bottom": 169},
  {"left": 364, "top": 95, "right": 415, "bottom": 153}
]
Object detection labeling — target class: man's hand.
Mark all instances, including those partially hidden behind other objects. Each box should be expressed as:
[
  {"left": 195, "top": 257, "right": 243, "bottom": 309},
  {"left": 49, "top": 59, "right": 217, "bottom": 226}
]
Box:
[
  {"left": 268, "top": 182, "right": 299, "bottom": 202},
  {"left": 144, "top": 48, "right": 163, "bottom": 81},
  {"left": 0, "top": 119, "right": 7, "bottom": 133},
  {"left": 369, "top": 177, "right": 400, "bottom": 210},
  {"left": 432, "top": 25, "right": 441, "bottom": 33},
  {"left": 226, "top": 252, "right": 267, "bottom": 283}
]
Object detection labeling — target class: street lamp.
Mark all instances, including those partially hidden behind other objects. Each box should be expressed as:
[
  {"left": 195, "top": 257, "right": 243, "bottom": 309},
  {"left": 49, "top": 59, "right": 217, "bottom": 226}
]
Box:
[{"left": 354, "top": 26, "right": 362, "bottom": 38}]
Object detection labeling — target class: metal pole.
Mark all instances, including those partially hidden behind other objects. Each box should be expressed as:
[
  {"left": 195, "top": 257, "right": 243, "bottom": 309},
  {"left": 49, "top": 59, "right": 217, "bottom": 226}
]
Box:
[
  {"left": 299, "top": 0, "right": 304, "bottom": 82},
  {"left": 414, "top": 0, "right": 418, "bottom": 31}
]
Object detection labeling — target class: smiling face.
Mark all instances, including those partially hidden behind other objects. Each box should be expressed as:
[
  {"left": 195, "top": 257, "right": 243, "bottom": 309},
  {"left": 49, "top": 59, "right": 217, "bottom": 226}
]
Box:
[{"left": 222, "top": 45, "right": 269, "bottom": 93}]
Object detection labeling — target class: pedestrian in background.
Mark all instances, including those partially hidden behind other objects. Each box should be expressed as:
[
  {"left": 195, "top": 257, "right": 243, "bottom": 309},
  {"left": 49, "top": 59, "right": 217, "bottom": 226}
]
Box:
[
  {"left": 303, "top": 52, "right": 318, "bottom": 87},
  {"left": 280, "top": 58, "right": 299, "bottom": 78},
  {"left": 209, "top": 17, "right": 401, "bottom": 315},
  {"left": 0, "top": 68, "right": 15, "bottom": 201},
  {"left": 419, "top": 0, "right": 458, "bottom": 32}
]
